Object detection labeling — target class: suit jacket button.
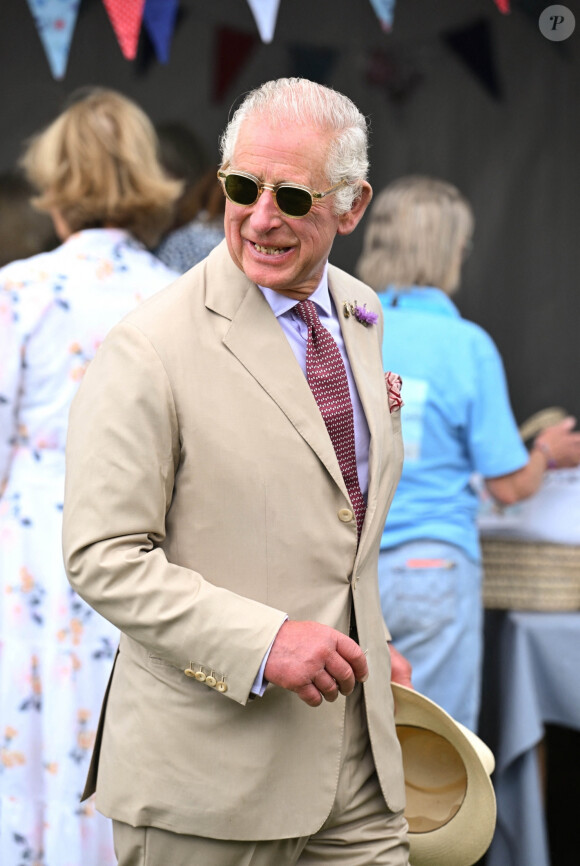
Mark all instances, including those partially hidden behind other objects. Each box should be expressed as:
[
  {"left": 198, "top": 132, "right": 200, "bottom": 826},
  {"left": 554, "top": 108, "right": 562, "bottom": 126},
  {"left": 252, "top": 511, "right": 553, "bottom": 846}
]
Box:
[
  {"left": 216, "top": 681, "right": 228, "bottom": 693},
  {"left": 194, "top": 671, "right": 206, "bottom": 682},
  {"left": 206, "top": 675, "right": 217, "bottom": 687},
  {"left": 338, "top": 508, "right": 354, "bottom": 523},
  {"left": 184, "top": 668, "right": 196, "bottom": 678}
]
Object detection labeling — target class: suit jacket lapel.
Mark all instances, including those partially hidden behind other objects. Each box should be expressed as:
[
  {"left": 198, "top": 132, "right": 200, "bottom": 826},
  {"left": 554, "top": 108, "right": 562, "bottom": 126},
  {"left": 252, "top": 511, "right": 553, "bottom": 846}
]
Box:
[{"left": 205, "top": 244, "right": 349, "bottom": 498}]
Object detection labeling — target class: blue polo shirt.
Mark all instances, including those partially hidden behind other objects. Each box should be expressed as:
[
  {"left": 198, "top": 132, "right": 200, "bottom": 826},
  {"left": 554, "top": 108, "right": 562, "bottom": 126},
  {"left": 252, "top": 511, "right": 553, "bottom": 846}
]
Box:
[{"left": 380, "top": 286, "right": 528, "bottom": 562}]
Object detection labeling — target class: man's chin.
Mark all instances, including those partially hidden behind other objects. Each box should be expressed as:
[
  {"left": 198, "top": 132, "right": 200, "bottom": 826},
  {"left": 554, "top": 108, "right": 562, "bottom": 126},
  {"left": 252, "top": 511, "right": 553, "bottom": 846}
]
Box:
[{"left": 243, "top": 260, "right": 295, "bottom": 294}]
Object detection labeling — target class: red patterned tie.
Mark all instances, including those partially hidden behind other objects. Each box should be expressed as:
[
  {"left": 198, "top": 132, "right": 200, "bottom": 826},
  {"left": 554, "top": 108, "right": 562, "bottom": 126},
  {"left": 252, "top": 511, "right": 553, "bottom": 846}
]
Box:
[{"left": 295, "top": 299, "right": 366, "bottom": 537}]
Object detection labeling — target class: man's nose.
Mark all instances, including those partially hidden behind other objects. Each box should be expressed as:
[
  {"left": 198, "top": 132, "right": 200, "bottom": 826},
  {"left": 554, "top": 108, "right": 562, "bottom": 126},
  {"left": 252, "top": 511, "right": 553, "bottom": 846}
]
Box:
[{"left": 248, "top": 187, "right": 283, "bottom": 230}]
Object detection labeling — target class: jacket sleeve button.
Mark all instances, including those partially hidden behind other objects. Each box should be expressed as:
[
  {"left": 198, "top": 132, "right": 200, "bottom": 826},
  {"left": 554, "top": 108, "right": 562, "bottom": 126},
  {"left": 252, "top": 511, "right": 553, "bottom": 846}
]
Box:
[
  {"left": 184, "top": 668, "right": 196, "bottom": 678},
  {"left": 206, "top": 675, "right": 217, "bottom": 687},
  {"left": 216, "top": 681, "right": 228, "bottom": 693},
  {"left": 194, "top": 671, "right": 207, "bottom": 682}
]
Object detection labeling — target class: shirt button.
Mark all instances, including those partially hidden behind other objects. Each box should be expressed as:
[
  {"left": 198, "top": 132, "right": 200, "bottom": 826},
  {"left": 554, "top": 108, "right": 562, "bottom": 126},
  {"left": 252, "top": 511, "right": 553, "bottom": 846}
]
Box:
[{"left": 338, "top": 508, "right": 354, "bottom": 523}]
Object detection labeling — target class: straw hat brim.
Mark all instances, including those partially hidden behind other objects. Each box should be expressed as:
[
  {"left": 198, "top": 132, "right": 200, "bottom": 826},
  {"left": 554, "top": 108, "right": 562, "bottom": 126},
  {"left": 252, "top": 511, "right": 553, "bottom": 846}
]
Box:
[
  {"left": 392, "top": 683, "right": 497, "bottom": 866},
  {"left": 518, "top": 406, "right": 567, "bottom": 443}
]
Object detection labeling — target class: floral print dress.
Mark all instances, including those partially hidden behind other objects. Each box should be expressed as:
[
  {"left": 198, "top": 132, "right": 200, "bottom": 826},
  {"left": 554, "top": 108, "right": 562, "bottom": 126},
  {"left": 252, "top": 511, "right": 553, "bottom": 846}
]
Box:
[{"left": 0, "top": 229, "right": 178, "bottom": 866}]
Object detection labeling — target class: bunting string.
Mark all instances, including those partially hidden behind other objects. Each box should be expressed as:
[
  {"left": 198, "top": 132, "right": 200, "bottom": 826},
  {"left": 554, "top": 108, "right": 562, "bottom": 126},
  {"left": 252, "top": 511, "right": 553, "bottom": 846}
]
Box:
[{"left": 25, "top": 0, "right": 512, "bottom": 88}]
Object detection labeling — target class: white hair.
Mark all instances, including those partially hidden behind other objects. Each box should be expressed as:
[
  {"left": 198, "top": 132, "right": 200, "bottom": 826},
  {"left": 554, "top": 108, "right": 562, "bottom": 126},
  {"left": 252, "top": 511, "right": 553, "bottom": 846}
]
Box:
[
  {"left": 356, "top": 176, "right": 475, "bottom": 294},
  {"left": 219, "top": 78, "right": 369, "bottom": 214}
]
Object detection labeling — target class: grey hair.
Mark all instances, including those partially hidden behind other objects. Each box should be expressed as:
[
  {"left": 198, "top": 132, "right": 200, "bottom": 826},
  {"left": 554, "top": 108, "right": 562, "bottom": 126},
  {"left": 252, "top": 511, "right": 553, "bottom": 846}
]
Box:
[
  {"left": 356, "top": 176, "right": 474, "bottom": 294},
  {"left": 219, "top": 78, "right": 369, "bottom": 214}
]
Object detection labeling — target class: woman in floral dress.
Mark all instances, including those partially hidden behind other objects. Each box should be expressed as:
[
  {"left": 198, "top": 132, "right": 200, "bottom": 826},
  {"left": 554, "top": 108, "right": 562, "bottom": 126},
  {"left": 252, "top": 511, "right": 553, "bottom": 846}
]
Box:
[{"left": 0, "top": 88, "right": 181, "bottom": 866}]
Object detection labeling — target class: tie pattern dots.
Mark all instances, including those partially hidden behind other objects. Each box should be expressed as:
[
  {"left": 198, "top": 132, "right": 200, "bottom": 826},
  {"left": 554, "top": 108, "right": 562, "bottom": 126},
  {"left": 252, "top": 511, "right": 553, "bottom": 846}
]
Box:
[{"left": 295, "top": 299, "right": 366, "bottom": 537}]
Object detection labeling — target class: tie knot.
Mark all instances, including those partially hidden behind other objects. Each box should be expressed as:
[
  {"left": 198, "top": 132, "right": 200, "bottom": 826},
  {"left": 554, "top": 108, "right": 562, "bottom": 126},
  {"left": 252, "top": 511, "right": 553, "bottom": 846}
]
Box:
[{"left": 295, "top": 299, "right": 320, "bottom": 330}]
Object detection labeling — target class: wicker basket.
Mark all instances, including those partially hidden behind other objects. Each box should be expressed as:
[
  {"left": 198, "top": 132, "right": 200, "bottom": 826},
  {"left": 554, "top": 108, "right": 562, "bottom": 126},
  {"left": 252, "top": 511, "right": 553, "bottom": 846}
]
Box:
[{"left": 481, "top": 538, "right": 580, "bottom": 611}]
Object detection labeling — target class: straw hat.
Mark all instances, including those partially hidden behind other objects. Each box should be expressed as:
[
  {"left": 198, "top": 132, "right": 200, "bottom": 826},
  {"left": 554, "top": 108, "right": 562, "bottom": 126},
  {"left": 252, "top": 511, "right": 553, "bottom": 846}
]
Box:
[
  {"left": 517, "top": 405, "right": 567, "bottom": 443},
  {"left": 392, "top": 683, "right": 497, "bottom": 866}
]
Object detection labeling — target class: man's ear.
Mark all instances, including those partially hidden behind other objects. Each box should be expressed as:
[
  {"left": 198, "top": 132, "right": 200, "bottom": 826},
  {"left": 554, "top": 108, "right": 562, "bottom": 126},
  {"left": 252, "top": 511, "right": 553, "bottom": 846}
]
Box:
[{"left": 337, "top": 182, "right": 373, "bottom": 236}]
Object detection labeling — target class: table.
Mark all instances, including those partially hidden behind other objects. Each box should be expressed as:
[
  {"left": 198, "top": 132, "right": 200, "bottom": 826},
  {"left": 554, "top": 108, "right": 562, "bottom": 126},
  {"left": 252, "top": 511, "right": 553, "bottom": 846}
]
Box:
[{"left": 479, "top": 610, "right": 580, "bottom": 866}]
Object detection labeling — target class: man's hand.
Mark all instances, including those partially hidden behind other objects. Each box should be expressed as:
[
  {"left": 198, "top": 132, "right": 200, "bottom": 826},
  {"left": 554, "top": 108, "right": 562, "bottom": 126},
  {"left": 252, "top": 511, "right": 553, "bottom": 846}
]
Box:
[
  {"left": 264, "top": 620, "right": 368, "bottom": 708},
  {"left": 389, "top": 643, "right": 413, "bottom": 688}
]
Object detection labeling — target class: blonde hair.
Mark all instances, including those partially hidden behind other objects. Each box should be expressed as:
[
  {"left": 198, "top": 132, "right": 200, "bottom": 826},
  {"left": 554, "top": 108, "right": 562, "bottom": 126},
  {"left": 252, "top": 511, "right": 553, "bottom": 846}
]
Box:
[
  {"left": 220, "top": 78, "right": 369, "bottom": 214},
  {"left": 356, "top": 176, "right": 474, "bottom": 294},
  {"left": 20, "top": 88, "right": 183, "bottom": 248}
]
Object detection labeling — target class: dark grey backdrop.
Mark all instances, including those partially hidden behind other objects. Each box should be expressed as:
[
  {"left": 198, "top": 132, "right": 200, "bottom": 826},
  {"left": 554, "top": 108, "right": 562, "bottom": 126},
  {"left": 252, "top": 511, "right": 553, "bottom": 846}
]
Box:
[{"left": 1, "top": 0, "right": 578, "bottom": 422}]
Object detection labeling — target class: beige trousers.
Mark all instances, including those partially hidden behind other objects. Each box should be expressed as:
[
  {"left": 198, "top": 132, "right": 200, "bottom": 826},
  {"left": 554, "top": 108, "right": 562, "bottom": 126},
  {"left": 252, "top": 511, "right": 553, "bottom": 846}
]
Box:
[{"left": 113, "top": 685, "right": 409, "bottom": 866}]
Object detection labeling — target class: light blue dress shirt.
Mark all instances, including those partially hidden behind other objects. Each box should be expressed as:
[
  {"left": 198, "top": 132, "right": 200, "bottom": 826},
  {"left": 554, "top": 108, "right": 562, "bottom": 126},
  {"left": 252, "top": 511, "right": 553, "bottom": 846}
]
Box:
[
  {"left": 251, "top": 265, "right": 371, "bottom": 694},
  {"left": 258, "top": 263, "right": 370, "bottom": 499}
]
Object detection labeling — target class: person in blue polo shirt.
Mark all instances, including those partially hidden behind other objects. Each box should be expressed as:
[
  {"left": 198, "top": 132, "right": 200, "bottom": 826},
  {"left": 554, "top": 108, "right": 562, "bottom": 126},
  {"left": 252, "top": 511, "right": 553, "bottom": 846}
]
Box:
[{"left": 356, "top": 175, "right": 580, "bottom": 730}]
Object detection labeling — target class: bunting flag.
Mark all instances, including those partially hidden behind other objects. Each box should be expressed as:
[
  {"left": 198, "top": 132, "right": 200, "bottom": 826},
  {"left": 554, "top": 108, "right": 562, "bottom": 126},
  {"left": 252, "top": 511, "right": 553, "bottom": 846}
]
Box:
[
  {"left": 213, "top": 26, "right": 259, "bottom": 102},
  {"left": 26, "top": 0, "right": 81, "bottom": 80},
  {"left": 246, "top": 0, "right": 281, "bottom": 44},
  {"left": 24, "top": 0, "right": 522, "bottom": 82},
  {"left": 142, "top": 0, "right": 179, "bottom": 64},
  {"left": 368, "top": 0, "right": 397, "bottom": 31},
  {"left": 365, "top": 45, "right": 423, "bottom": 103},
  {"left": 443, "top": 18, "right": 502, "bottom": 100},
  {"left": 101, "top": 0, "right": 145, "bottom": 60},
  {"left": 288, "top": 44, "right": 339, "bottom": 85}
]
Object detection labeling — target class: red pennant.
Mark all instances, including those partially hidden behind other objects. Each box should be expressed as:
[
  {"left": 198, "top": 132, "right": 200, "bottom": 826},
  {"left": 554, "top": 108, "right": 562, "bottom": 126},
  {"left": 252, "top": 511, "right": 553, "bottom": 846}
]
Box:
[
  {"left": 102, "top": 0, "right": 146, "bottom": 60},
  {"left": 365, "top": 46, "right": 423, "bottom": 103},
  {"left": 493, "top": 0, "right": 510, "bottom": 12},
  {"left": 213, "top": 26, "right": 258, "bottom": 103}
]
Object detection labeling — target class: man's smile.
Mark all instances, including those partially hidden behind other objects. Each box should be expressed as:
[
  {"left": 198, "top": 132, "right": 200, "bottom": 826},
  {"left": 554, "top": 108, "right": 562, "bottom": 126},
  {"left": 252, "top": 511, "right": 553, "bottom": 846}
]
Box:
[{"left": 252, "top": 242, "right": 290, "bottom": 255}]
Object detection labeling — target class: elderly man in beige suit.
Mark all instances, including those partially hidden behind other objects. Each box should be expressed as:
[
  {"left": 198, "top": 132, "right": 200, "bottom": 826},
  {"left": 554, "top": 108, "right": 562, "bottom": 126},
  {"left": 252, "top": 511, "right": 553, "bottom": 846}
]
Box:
[{"left": 63, "top": 78, "right": 411, "bottom": 866}]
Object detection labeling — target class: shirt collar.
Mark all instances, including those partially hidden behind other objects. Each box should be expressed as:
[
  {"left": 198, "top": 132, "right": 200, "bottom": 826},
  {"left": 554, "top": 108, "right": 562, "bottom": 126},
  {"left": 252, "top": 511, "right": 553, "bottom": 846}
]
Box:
[
  {"left": 382, "top": 285, "right": 460, "bottom": 318},
  {"left": 258, "top": 262, "right": 331, "bottom": 318}
]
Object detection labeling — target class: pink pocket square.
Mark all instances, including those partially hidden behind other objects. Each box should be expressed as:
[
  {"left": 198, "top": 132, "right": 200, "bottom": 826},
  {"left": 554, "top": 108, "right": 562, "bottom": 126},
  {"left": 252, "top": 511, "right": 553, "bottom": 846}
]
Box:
[{"left": 385, "top": 371, "right": 403, "bottom": 413}]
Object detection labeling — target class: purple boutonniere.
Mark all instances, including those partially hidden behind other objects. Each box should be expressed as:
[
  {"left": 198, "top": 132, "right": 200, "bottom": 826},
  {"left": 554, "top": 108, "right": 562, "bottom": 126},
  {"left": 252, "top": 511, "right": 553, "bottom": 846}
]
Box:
[{"left": 342, "top": 301, "right": 378, "bottom": 327}]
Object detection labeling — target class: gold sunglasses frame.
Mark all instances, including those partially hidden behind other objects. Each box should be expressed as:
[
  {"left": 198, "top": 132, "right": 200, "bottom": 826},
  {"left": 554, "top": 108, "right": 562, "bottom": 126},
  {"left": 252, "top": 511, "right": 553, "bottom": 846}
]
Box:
[{"left": 217, "top": 167, "right": 348, "bottom": 219}]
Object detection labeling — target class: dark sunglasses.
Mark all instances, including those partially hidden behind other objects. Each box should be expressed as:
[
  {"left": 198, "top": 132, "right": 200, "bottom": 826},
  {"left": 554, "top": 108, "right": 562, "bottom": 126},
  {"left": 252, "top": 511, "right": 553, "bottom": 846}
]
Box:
[{"left": 217, "top": 168, "right": 348, "bottom": 219}]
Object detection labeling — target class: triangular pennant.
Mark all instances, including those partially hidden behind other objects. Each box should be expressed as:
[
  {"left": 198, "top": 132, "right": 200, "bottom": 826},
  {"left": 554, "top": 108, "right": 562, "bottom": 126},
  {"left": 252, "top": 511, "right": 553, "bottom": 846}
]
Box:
[
  {"left": 142, "top": 0, "right": 179, "bottom": 64},
  {"left": 213, "top": 26, "right": 259, "bottom": 103},
  {"left": 246, "top": 0, "right": 281, "bottom": 44},
  {"left": 365, "top": 46, "right": 423, "bottom": 103},
  {"left": 493, "top": 0, "right": 511, "bottom": 12},
  {"left": 288, "top": 44, "right": 338, "bottom": 85},
  {"left": 368, "top": 0, "right": 397, "bottom": 32},
  {"left": 26, "top": 0, "right": 81, "bottom": 80},
  {"left": 443, "top": 18, "right": 502, "bottom": 100},
  {"left": 102, "top": 0, "right": 145, "bottom": 60}
]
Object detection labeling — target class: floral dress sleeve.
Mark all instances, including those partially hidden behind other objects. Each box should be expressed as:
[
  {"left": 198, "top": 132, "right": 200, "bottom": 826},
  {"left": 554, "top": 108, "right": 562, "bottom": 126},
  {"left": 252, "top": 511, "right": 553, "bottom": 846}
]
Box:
[{"left": 0, "top": 277, "right": 22, "bottom": 491}]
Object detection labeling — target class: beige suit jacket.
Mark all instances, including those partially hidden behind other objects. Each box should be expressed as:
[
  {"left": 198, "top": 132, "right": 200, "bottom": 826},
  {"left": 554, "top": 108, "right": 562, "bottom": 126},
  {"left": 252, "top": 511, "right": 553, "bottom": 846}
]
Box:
[{"left": 63, "top": 240, "right": 406, "bottom": 841}]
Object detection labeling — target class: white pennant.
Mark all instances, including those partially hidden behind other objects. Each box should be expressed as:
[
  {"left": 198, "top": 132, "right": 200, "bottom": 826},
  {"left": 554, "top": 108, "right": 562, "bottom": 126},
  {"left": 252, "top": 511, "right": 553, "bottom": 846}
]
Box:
[{"left": 246, "top": 0, "right": 281, "bottom": 44}]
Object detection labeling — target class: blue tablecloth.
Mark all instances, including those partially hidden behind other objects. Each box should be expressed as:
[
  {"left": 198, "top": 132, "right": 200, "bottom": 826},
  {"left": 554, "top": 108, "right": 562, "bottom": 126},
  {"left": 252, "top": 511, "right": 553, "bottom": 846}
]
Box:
[{"left": 479, "top": 610, "right": 580, "bottom": 866}]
